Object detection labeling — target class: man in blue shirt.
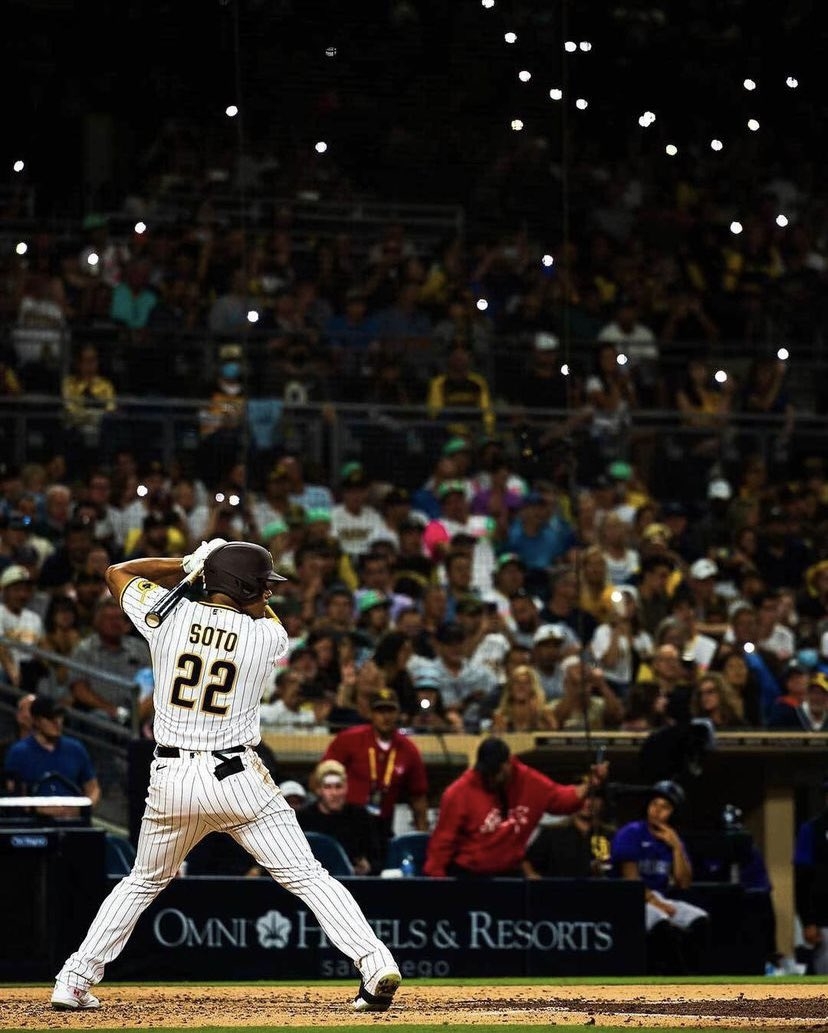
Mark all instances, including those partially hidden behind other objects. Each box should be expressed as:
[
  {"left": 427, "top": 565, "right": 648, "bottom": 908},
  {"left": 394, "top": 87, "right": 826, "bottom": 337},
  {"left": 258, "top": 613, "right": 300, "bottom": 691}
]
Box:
[
  {"left": 611, "top": 780, "right": 709, "bottom": 974},
  {"left": 4, "top": 695, "right": 100, "bottom": 819},
  {"left": 507, "top": 492, "right": 574, "bottom": 591}
]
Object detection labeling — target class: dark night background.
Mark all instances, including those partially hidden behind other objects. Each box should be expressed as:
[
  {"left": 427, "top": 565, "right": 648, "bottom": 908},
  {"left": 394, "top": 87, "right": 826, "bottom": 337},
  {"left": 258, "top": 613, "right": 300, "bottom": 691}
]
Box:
[{"left": 3, "top": 0, "right": 826, "bottom": 220}]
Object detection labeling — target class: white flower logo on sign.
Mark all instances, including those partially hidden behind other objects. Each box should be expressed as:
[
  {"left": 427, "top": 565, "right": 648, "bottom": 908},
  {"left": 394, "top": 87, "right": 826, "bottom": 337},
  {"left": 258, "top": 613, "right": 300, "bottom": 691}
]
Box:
[{"left": 256, "top": 910, "right": 292, "bottom": 949}]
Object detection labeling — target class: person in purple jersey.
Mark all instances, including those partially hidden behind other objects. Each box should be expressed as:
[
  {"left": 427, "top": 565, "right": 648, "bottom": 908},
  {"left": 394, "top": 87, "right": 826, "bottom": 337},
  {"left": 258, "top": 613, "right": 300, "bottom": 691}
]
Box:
[{"left": 611, "top": 780, "right": 710, "bottom": 974}]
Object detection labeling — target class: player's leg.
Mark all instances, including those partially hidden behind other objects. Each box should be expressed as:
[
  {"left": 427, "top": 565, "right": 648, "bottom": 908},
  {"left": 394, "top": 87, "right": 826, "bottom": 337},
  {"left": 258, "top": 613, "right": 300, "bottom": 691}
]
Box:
[
  {"left": 225, "top": 758, "right": 399, "bottom": 1010},
  {"left": 52, "top": 758, "right": 214, "bottom": 1005},
  {"left": 664, "top": 899, "right": 710, "bottom": 975}
]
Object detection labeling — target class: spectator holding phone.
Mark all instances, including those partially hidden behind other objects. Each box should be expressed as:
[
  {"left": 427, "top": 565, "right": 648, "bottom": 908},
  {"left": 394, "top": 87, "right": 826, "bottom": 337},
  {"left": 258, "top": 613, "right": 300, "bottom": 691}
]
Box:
[{"left": 552, "top": 656, "right": 624, "bottom": 730}]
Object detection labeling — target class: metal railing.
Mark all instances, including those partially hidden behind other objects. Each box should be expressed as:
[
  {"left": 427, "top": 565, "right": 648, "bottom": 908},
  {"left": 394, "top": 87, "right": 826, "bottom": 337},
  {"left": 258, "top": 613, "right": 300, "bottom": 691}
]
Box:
[
  {"left": 0, "top": 195, "right": 465, "bottom": 263},
  {"left": 0, "top": 639, "right": 141, "bottom": 828},
  {"left": 0, "top": 390, "right": 816, "bottom": 489}
]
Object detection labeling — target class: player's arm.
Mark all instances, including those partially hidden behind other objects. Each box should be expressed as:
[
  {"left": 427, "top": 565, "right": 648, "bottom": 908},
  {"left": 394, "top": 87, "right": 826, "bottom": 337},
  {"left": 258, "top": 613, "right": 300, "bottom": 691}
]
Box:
[{"left": 105, "top": 557, "right": 190, "bottom": 602}]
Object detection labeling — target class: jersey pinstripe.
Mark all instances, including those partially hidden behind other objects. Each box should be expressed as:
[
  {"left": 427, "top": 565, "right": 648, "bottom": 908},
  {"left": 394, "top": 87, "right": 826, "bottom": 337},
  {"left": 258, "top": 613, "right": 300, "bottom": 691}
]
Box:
[{"left": 120, "top": 577, "right": 288, "bottom": 750}]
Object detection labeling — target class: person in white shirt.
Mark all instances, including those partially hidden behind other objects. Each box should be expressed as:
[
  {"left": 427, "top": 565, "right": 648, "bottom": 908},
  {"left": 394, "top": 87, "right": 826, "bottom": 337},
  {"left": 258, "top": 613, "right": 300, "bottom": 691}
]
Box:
[
  {"left": 423, "top": 482, "right": 495, "bottom": 594},
  {"left": 0, "top": 565, "right": 44, "bottom": 690},
  {"left": 755, "top": 590, "right": 796, "bottom": 664},
  {"left": 532, "top": 623, "right": 579, "bottom": 701},
  {"left": 599, "top": 512, "right": 640, "bottom": 585},
  {"left": 260, "top": 669, "right": 321, "bottom": 730},
  {"left": 597, "top": 300, "right": 661, "bottom": 406},
  {"left": 454, "top": 595, "right": 511, "bottom": 684},
  {"left": 330, "top": 463, "right": 383, "bottom": 561},
  {"left": 589, "top": 587, "right": 654, "bottom": 696}
]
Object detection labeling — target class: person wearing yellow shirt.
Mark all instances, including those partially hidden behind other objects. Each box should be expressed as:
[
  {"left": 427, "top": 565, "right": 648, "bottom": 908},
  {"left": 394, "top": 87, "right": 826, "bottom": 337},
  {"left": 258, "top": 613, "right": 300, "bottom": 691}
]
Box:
[{"left": 426, "top": 347, "right": 494, "bottom": 435}]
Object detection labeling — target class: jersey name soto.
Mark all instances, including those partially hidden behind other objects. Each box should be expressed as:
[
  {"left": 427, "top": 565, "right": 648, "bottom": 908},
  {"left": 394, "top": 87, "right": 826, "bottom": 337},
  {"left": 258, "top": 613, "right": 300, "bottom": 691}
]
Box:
[{"left": 188, "top": 622, "right": 238, "bottom": 651}]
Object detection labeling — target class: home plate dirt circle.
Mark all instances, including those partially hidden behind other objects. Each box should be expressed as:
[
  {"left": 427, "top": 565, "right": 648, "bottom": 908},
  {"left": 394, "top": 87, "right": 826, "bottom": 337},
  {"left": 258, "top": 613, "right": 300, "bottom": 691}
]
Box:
[{"left": 3, "top": 984, "right": 828, "bottom": 1029}]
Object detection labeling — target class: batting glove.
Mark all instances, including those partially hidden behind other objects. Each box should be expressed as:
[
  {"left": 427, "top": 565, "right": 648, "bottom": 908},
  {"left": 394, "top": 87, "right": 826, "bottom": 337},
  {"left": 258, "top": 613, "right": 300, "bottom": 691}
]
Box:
[{"left": 182, "top": 537, "right": 227, "bottom": 576}]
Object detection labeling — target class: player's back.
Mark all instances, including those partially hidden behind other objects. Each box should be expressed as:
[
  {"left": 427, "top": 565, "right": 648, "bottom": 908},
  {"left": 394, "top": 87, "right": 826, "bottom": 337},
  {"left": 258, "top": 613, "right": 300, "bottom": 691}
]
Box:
[{"left": 120, "top": 578, "right": 287, "bottom": 750}]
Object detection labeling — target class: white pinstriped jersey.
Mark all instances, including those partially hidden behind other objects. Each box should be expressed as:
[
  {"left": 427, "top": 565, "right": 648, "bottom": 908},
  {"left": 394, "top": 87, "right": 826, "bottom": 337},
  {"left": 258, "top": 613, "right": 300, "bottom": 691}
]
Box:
[{"left": 120, "top": 577, "right": 289, "bottom": 750}]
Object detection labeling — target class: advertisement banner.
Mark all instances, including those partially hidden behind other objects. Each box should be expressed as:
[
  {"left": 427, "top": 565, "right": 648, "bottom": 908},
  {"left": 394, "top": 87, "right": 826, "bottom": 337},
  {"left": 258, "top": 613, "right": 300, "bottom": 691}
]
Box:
[{"left": 108, "top": 876, "right": 645, "bottom": 980}]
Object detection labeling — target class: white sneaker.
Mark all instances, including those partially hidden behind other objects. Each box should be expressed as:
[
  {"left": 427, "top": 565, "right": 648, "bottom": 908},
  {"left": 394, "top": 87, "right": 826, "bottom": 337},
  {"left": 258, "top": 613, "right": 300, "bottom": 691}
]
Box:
[
  {"left": 352, "top": 967, "right": 401, "bottom": 1012},
  {"left": 51, "top": 983, "right": 100, "bottom": 1010}
]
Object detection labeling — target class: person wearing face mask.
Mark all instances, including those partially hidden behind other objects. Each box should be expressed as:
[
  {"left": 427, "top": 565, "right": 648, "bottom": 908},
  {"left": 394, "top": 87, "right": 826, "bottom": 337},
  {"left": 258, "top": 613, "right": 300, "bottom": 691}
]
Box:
[{"left": 197, "top": 359, "right": 247, "bottom": 486}]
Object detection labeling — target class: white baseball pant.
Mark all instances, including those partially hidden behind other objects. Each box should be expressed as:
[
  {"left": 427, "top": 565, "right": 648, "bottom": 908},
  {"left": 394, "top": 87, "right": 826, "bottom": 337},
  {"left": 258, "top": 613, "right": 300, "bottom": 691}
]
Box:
[
  {"left": 56, "top": 749, "right": 396, "bottom": 990},
  {"left": 645, "top": 890, "right": 709, "bottom": 931}
]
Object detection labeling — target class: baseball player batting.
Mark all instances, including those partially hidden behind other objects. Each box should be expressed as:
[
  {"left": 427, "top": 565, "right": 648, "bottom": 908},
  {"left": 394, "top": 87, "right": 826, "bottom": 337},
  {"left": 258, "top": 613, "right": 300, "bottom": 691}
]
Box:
[{"left": 50, "top": 538, "right": 401, "bottom": 1013}]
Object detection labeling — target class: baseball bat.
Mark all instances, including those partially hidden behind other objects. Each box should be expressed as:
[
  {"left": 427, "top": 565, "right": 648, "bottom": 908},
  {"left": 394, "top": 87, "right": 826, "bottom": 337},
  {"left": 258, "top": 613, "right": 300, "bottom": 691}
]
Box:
[{"left": 145, "top": 568, "right": 201, "bottom": 628}]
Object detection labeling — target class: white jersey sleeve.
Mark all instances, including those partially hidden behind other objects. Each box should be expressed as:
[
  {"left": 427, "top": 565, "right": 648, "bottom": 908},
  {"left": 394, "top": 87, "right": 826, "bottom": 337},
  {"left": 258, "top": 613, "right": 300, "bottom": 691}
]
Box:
[{"left": 119, "top": 578, "right": 290, "bottom": 750}]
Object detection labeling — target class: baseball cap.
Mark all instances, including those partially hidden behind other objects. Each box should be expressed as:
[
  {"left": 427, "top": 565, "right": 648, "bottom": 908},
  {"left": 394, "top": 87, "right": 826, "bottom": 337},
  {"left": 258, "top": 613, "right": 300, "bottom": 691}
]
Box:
[
  {"left": 30, "top": 696, "right": 66, "bottom": 720},
  {"left": 413, "top": 670, "right": 442, "bottom": 690},
  {"left": 261, "top": 518, "right": 289, "bottom": 540},
  {"left": 497, "top": 552, "right": 524, "bottom": 570},
  {"left": 785, "top": 658, "right": 808, "bottom": 679},
  {"left": 707, "top": 478, "right": 733, "bottom": 501},
  {"left": 340, "top": 461, "right": 368, "bottom": 487},
  {"left": 608, "top": 460, "right": 633, "bottom": 482},
  {"left": 370, "top": 688, "right": 400, "bottom": 711},
  {"left": 689, "top": 558, "right": 718, "bottom": 580},
  {"left": 533, "top": 623, "right": 567, "bottom": 646},
  {"left": 442, "top": 437, "right": 471, "bottom": 457},
  {"left": 437, "top": 480, "right": 467, "bottom": 499},
  {"left": 650, "top": 780, "right": 685, "bottom": 809},
  {"left": 312, "top": 759, "right": 347, "bottom": 785},
  {"left": 0, "top": 564, "right": 32, "bottom": 589},
  {"left": 809, "top": 673, "right": 828, "bottom": 694},
  {"left": 475, "top": 737, "right": 511, "bottom": 775},
  {"left": 533, "top": 331, "right": 559, "bottom": 351},
  {"left": 357, "top": 590, "right": 391, "bottom": 614},
  {"left": 641, "top": 523, "right": 671, "bottom": 543},
  {"left": 278, "top": 780, "right": 308, "bottom": 802},
  {"left": 304, "top": 507, "right": 332, "bottom": 524}
]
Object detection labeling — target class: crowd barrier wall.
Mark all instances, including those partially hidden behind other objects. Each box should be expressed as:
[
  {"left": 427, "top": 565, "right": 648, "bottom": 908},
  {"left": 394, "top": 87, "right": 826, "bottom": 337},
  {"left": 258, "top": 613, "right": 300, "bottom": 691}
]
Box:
[{"left": 0, "top": 823, "right": 772, "bottom": 980}]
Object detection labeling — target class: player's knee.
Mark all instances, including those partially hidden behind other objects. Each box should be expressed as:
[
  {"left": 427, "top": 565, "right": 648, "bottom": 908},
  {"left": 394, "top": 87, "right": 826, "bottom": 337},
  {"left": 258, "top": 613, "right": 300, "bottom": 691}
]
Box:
[{"left": 124, "top": 869, "right": 175, "bottom": 893}]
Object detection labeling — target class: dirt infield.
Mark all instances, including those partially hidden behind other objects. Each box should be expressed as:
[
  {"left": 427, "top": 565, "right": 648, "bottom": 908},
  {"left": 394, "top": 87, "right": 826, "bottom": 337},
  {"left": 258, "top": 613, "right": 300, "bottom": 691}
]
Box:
[{"left": 3, "top": 983, "right": 828, "bottom": 1029}]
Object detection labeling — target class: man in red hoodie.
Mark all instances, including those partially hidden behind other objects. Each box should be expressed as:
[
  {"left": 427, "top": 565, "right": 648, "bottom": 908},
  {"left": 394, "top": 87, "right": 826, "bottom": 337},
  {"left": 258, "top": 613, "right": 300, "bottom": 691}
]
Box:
[{"left": 423, "top": 737, "right": 608, "bottom": 878}]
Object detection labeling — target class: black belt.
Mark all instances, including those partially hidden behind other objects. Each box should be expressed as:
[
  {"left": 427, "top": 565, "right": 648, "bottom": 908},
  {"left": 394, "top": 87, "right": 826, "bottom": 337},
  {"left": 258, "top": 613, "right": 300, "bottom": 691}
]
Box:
[{"left": 156, "top": 745, "right": 246, "bottom": 758}]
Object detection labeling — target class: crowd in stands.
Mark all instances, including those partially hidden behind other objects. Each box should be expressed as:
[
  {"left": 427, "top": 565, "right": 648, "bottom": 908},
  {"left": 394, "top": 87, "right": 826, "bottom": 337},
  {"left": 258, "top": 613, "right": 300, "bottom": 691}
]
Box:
[{"left": 3, "top": 421, "right": 828, "bottom": 774}]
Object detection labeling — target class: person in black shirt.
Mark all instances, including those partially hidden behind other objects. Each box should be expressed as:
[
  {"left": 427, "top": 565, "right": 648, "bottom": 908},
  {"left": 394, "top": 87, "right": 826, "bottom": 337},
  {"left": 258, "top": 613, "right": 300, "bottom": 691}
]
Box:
[
  {"left": 297, "top": 759, "right": 384, "bottom": 875},
  {"left": 524, "top": 794, "right": 615, "bottom": 878}
]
